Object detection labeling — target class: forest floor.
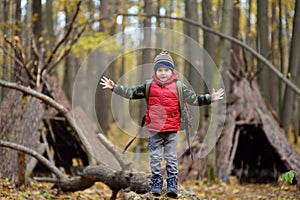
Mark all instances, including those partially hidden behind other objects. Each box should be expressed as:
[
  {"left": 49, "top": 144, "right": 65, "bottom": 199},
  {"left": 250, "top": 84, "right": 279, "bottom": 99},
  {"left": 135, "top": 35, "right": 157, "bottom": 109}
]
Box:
[
  {"left": 0, "top": 177, "right": 299, "bottom": 200},
  {"left": 1, "top": 132, "right": 299, "bottom": 199}
]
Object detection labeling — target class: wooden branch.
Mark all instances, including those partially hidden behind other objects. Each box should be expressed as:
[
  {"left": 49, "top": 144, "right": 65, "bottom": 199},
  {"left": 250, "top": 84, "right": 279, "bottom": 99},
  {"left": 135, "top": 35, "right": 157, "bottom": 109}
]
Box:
[
  {"left": 41, "top": 129, "right": 56, "bottom": 177},
  {"left": 0, "top": 45, "right": 25, "bottom": 68},
  {"left": 0, "top": 79, "right": 96, "bottom": 165},
  {"left": 226, "top": 69, "right": 236, "bottom": 82},
  {"left": 25, "top": 143, "right": 47, "bottom": 177},
  {"left": 0, "top": 140, "right": 64, "bottom": 179},
  {"left": 118, "top": 13, "right": 300, "bottom": 96},
  {"left": 31, "top": 35, "right": 41, "bottom": 61},
  {"left": 41, "top": 130, "right": 55, "bottom": 165},
  {"left": 33, "top": 177, "right": 58, "bottom": 182},
  {"left": 227, "top": 128, "right": 240, "bottom": 176},
  {"left": 227, "top": 68, "right": 242, "bottom": 81},
  {"left": 0, "top": 63, "right": 28, "bottom": 84},
  {"left": 97, "top": 133, "right": 130, "bottom": 170},
  {"left": 42, "top": 1, "right": 82, "bottom": 74},
  {"left": 0, "top": 43, "right": 35, "bottom": 82},
  {"left": 230, "top": 49, "right": 243, "bottom": 73},
  {"left": 47, "top": 26, "right": 86, "bottom": 74},
  {"left": 242, "top": 46, "right": 250, "bottom": 74},
  {"left": 31, "top": 36, "right": 46, "bottom": 87}
]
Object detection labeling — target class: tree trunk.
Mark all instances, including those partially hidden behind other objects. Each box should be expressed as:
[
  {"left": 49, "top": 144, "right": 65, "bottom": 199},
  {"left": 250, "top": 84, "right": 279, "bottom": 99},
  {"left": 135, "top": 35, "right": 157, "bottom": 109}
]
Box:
[
  {"left": 15, "top": 0, "right": 21, "bottom": 37},
  {"left": 95, "top": 0, "right": 113, "bottom": 134},
  {"left": 31, "top": 0, "right": 42, "bottom": 86},
  {"left": 282, "top": 0, "right": 300, "bottom": 136},
  {"left": 135, "top": 0, "right": 153, "bottom": 154},
  {"left": 0, "top": 90, "right": 23, "bottom": 179},
  {"left": 213, "top": 0, "right": 233, "bottom": 181},
  {"left": 14, "top": 0, "right": 22, "bottom": 79},
  {"left": 142, "top": 0, "right": 152, "bottom": 69},
  {"left": 62, "top": 5, "right": 77, "bottom": 102},
  {"left": 17, "top": 95, "right": 45, "bottom": 185},
  {"left": 23, "top": 0, "right": 31, "bottom": 60},
  {"left": 45, "top": 0, "right": 54, "bottom": 52},
  {"left": 215, "top": 0, "right": 232, "bottom": 85},
  {"left": 231, "top": 0, "right": 240, "bottom": 73},
  {"left": 245, "top": 0, "right": 255, "bottom": 72},
  {"left": 257, "top": 0, "right": 271, "bottom": 102},
  {"left": 184, "top": 0, "right": 201, "bottom": 93},
  {"left": 294, "top": 69, "right": 300, "bottom": 141},
  {"left": 99, "top": 0, "right": 108, "bottom": 32},
  {"left": 141, "top": 0, "right": 152, "bottom": 79},
  {"left": 184, "top": 0, "right": 207, "bottom": 132},
  {"left": 202, "top": 0, "right": 215, "bottom": 60},
  {"left": 270, "top": 1, "right": 279, "bottom": 112},
  {"left": 278, "top": 0, "right": 284, "bottom": 112},
  {"left": 1, "top": 0, "right": 9, "bottom": 100},
  {"left": 202, "top": 0, "right": 215, "bottom": 119},
  {"left": 32, "top": 0, "right": 42, "bottom": 51}
]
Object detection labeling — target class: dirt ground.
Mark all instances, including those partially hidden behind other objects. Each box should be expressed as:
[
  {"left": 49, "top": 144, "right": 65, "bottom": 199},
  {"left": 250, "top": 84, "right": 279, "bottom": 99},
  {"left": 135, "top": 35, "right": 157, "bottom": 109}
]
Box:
[{"left": 0, "top": 177, "right": 299, "bottom": 200}]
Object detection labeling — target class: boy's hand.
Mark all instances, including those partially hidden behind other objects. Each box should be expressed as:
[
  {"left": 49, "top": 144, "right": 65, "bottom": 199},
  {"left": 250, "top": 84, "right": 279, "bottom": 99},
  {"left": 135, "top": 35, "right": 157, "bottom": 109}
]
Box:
[
  {"left": 211, "top": 88, "right": 225, "bottom": 102},
  {"left": 100, "top": 76, "right": 115, "bottom": 90}
]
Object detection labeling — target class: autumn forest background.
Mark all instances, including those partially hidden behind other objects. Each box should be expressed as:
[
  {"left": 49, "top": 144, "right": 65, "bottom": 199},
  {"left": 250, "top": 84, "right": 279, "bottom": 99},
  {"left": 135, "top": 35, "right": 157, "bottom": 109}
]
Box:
[{"left": 0, "top": 0, "right": 300, "bottom": 199}]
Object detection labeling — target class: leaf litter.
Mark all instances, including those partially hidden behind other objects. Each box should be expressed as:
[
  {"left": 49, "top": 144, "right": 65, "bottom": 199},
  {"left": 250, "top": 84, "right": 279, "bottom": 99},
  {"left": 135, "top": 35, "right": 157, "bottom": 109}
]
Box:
[{"left": 0, "top": 177, "right": 299, "bottom": 200}]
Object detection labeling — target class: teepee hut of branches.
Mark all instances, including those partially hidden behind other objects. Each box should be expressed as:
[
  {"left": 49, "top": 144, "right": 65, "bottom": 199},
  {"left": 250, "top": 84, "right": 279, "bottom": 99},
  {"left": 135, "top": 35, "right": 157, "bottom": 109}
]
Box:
[
  {"left": 216, "top": 70, "right": 300, "bottom": 183},
  {"left": 177, "top": 68, "right": 300, "bottom": 183}
]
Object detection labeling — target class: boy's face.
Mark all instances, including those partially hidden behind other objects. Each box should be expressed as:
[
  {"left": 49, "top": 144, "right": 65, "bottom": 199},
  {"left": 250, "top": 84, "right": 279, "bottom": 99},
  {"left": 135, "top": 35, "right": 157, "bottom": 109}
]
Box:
[{"left": 155, "top": 67, "right": 173, "bottom": 82}]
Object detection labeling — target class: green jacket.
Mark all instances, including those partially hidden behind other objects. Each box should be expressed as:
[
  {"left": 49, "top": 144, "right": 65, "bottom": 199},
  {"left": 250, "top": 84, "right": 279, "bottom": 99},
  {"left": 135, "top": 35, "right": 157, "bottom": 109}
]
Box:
[{"left": 112, "top": 80, "right": 212, "bottom": 106}]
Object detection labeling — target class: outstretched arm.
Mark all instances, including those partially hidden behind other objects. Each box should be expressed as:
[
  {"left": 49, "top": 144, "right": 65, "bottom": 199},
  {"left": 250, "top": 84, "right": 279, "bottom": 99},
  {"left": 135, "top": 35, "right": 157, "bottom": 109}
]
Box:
[
  {"left": 100, "top": 76, "right": 146, "bottom": 99},
  {"left": 211, "top": 88, "right": 225, "bottom": 102},
  {"left": 181, "top": 83, "right": 225, "bottom": 106}
]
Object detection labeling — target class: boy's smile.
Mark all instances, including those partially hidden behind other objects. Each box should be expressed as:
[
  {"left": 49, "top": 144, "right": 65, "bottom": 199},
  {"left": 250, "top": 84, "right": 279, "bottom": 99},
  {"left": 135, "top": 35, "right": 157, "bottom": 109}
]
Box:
[{"left": 155, "top": 67, "right": 173, "bottom": 82}]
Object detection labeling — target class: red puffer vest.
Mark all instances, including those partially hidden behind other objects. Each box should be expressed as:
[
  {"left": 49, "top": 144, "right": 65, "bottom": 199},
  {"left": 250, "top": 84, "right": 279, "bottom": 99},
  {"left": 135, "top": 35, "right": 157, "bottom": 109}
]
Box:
[{"left": 145, "top": 73, "right": 180, "bottom": 132}]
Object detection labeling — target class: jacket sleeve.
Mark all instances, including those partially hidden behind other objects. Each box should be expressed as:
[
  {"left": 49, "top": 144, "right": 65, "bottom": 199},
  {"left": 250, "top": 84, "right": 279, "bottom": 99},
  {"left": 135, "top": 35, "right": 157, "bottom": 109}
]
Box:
[
  {"left": 182, "top": 83, "right": 211, "bottom": 106},
  {"left": 112, "top": 82, "right": 146, "bottom": 99}
]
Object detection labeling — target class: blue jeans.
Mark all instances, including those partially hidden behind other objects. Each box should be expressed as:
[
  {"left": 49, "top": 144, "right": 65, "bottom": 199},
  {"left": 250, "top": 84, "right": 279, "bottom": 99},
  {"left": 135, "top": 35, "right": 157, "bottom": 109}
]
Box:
[{"left": 148, "top": 131, "right": 178, "bottom": 180}]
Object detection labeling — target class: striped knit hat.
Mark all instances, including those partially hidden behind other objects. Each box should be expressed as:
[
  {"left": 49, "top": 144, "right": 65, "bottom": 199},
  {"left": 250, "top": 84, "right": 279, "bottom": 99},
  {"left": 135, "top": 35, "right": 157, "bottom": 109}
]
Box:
[{"left": 154, "top": 49, "right": 174, "bottom": 71}]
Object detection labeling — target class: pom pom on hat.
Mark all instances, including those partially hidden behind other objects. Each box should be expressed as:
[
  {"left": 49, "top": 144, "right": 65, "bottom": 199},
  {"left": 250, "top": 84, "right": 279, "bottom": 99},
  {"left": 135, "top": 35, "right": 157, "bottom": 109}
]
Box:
[{"left": 154, "top": 50, "right": 174, "bottom": 71}]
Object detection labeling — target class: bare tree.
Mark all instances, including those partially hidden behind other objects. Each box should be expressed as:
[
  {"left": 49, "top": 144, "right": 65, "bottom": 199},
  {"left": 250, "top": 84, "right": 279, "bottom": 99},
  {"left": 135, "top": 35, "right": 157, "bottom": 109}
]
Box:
[
  {"left": 257, "top": 0, "right": 271, "bottom": 103},
  {"left": 270, "top": 1, "right": 279, "bottom": 112},
  {"left": 62, "top": 3, "right": 77, "bottom": 102},
  {"left": 202, "top": 0, "right": 215, "bottom": 62},
  {"left": 278, "top": 0, "right": 284, "bottom": 110},
  {"left": 184, "top": 0, "right": 201, "bottom": 91},
  {"left": 231, "top": 0, "right": 241, "bottom": 73},
  {"left": 213, "top": 0, "right": 233, "bottom": 181},
  {"left": 282, "top": 0, "right": 300, "bottom": 137},
  {"left": 45, "top": 0, "right": 54, "bottom": 52},
  {"left": 94, "top": 0, "right": 114, "bottom": 134},
  {"left": 1, "top": 0, "right": 13, "bottom": 98}
]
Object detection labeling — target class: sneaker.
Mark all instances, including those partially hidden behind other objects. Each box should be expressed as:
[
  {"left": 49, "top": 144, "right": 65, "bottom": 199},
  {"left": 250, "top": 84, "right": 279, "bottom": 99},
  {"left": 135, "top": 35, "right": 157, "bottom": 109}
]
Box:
[
  {"left": 167, "top": 177, "right": 178, "bottom": 198},
  {"left": 151, "top": 177, "right": 163, "bottom": 196}
]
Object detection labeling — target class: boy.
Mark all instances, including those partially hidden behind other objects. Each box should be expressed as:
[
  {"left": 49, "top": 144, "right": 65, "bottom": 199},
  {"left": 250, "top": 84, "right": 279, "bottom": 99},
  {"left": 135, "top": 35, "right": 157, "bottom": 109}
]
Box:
[{"left": 100, "top": 50, "right": 224, "bottom": 197}]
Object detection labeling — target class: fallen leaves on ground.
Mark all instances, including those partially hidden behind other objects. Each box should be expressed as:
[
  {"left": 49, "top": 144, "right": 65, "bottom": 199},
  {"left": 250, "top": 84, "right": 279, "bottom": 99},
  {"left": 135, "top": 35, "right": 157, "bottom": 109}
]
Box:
[{"left": 0, "top": 177, "right": 299, "bottom": 200}]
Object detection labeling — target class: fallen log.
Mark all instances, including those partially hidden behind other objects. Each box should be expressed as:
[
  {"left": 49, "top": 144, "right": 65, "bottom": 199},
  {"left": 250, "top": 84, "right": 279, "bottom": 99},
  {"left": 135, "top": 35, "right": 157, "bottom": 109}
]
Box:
[{"left": 0, "top": 139, "right": 150, "bottom": 199}]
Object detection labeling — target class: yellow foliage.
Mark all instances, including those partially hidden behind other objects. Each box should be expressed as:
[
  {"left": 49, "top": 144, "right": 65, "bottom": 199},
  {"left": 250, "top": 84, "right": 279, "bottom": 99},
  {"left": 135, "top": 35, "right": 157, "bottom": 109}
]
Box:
[{"left": 72, "top": 32, "right": 123, "bottom": 56}]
